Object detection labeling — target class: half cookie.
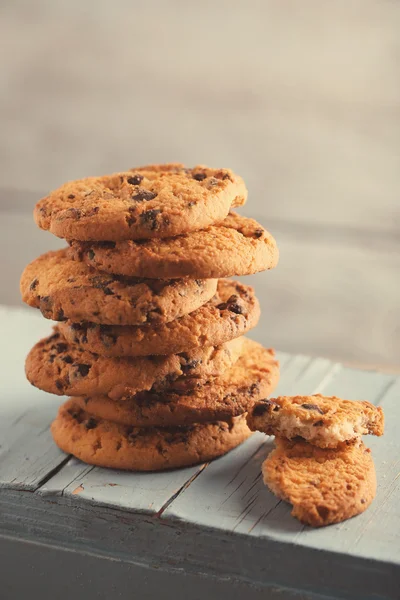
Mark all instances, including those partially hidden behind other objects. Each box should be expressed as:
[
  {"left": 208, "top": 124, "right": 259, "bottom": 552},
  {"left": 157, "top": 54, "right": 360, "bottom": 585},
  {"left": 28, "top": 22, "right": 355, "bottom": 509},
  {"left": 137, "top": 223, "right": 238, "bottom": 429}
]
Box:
[
  {"left": 73, "top": 339, "right": 280, "bottom": 426},
  {"left": 51, "top": 399, "right": 252, "bottom": 471},
  {"left": 247, "top": 394, "right": 384, "bottom": 448},
  {"left": 25, "top": 329, "right": 243, "bottom": 400},
  {"left": 69, "top": 212, "right": 279, "bottom": 279},
  {"left": 263, "top": 438, "right": 376, "bottom": 527},
  {"left": 58, "top": 280, "right": 260, "bottom": 356},
  {"left": 35, "top": 164, "right": 247, "bottom": 241},
  {"left": 20, "top": 248, "right": 217, "bottom": 325}
]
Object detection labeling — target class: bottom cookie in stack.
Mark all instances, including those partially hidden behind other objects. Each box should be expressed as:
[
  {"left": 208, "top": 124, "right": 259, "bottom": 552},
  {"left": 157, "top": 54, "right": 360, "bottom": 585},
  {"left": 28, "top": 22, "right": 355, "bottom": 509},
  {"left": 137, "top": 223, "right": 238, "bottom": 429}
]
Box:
[
  {"left": 52, "top": 399, "right": 252, "bottom": 471},
  {"left": 51, "top": 339, "right": 280, "bottom": 471}
]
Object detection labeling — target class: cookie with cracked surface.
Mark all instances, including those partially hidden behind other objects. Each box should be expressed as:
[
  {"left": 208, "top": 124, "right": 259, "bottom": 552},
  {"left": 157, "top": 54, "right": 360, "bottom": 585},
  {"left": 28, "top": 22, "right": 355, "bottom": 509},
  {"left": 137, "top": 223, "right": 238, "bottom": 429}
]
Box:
[
  {"left": 34, "top": 163, "right": 247, "bottom": 242},
  {"left": 247, "top": 394, "right": 384, "bottom": 449},
  {"left": 69, "top": 212, "right": 278, "bottom": 279},
  {"left": 51, "top": 399, "right": 252, "bottom": 471},
  {"left": 20, "top": 249, "right": 217, "bottom": 325},
  {"left": 72, "top": 339, "right": 280, "bottom": 426},
  {"left": 58, "top": 280, "right": 260, "bottom": 357},
  {"left": 25, "top": 329, "right": 244, "bottom": 401},
  {"left": 263, "top": 438, "right": 376, "bottom": 527}
]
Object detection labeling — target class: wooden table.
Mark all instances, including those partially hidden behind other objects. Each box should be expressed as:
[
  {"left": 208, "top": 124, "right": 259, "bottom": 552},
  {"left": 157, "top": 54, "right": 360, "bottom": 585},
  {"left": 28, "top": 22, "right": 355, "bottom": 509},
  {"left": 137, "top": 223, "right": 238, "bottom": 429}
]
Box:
[{"left": 1, "top": 307, "right": 399, "bottom": 599}]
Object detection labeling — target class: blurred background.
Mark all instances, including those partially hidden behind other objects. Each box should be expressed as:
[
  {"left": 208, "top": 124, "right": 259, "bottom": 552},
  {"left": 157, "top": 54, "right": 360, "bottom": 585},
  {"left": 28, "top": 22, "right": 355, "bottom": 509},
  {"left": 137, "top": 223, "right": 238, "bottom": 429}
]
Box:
[{"left": 1, "top": 0, "right": 399, "bottom": 367}]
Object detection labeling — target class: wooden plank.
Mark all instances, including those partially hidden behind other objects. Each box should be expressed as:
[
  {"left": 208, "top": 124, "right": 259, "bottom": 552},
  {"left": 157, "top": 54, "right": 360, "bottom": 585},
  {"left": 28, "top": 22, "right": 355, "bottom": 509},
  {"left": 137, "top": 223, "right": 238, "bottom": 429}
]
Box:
[
  {"left": 292, "top": 375, "right": 400, "bottom": 563},
  {"left": 1, "top": 535, "right": 337, "bottom": 600},
  {"left": 60, "top": 463, "right": 204, "bottom": 514},
  {"left": 0, "top": 309, "right": 69, "bottom": 490},
  {"left": 163, "top": 361, "right": 400, "bottom": 557},
  {"left": 250, "top": 368, "right": 397, "bottom": 542}
]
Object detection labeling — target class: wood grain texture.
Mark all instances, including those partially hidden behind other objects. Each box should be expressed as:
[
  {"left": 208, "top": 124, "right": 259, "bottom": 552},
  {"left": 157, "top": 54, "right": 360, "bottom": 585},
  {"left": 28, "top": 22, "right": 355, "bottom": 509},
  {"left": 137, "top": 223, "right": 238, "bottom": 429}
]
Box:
[{"left": 0, "top": 307, "right": 399, "bottom": 598}]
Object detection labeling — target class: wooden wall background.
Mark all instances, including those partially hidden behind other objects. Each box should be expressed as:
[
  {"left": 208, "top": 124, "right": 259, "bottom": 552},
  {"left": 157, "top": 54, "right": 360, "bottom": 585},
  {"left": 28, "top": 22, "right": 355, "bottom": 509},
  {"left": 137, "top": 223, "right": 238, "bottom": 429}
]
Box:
[{"left": 1, "top": 0, "right": 399, "bottom": 367}]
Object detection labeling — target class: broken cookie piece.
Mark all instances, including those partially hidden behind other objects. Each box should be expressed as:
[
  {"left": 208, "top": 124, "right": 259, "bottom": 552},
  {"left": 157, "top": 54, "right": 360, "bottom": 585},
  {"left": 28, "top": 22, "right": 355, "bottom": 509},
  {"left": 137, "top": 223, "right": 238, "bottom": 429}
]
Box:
[{"left": 247, "top": 394, "right": 384, "bottom": 448}]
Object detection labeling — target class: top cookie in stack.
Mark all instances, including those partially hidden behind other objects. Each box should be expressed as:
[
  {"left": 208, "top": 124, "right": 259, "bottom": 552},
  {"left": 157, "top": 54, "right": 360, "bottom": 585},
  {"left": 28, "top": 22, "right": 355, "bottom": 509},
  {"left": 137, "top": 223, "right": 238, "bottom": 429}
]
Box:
[{"left": 21, "top": 163, "right": 280, "bottom": 471}]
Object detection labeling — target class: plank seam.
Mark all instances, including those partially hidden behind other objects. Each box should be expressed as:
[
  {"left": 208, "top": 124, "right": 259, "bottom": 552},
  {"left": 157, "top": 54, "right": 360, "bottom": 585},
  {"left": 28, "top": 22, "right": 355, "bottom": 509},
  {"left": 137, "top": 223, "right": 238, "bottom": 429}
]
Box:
[{"left": 157, "top": 463, "right": 208, "bottom": 518}]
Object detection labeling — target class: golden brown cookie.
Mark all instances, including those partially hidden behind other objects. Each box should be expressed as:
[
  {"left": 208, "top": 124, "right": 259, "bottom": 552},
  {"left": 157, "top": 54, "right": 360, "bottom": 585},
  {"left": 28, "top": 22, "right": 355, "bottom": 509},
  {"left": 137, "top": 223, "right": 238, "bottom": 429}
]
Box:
[
  {"left": 20, "top": 249, "right": 217, "bottom": 325},
  {"left": 51, "top": 399, "right": 252, "bottom": 471},
  {"left": 69, "top": 212, "right": 278, "bottom": 279},
  {"left": 58, "top": 280, "right": 260, "bottom": 356},
  {"left": 34, "top": 164, "right": 247, "bottom": 242},
  {"left": 25, "top": 329, "right": 244, "bottom": 400},
  {"left": 247, "top": 394, "right": 384, "bottom": 448},
  {"left": 72, "top": 339, "right": 280, "bottom": 425},
  {"left": 263, "top": 438, "right": 376, "bottom": 527}
]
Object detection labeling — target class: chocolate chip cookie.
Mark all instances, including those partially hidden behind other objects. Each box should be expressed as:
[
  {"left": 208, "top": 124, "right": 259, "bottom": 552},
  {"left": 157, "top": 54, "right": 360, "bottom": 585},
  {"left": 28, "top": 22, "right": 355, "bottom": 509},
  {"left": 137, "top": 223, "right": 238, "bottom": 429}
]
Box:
[
  {"left": 51, "top": 398, "right": 252, "bottom": 471},
  {"left": 21, "top": 248, "right": 217, "bottom": 325},
  {"left": 69, "top": 212, "right": 278, "bottom": 279},
  {"left": 58, "top": 280, "right": 260, "bottom": 356},
  {"left": 263, "top": 437, "right": 376, "bottom": 527},
  {"left": 72, "top": 339, "right": 280, "bottom": 425},
  {"left": 25, "top": 329, "right": 244, "bottom": 400},
  {"left": 35, "top": 164, "right": 247, "bottom": 242},
  {"left": 247, "top": 394, "right": 384, "bottom": 448}
]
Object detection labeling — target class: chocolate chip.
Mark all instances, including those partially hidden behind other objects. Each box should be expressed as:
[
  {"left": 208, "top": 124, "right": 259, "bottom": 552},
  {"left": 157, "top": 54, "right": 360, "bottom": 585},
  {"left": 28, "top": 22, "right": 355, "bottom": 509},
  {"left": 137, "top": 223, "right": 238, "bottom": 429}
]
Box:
[
  {"left": 74, "top": 363, "right": 91, "bottom": 377},
  {"left": 249, "top": 383, "right": 260, "bottom": 396},
  {"left": 140, "top": 208, "right": 161, "bottom": 230},
  {"left": 47, "top": 332, "right": 60, "bottom": 343},
  {"left": 253, "top": 229, "right": 264, "bottom": 239},
  {"left": 360, "top": 498, "right": 366, "bottom": 504},
  {"left": 126, "top": 209, "right": 137, "bottom": 227},
  {"left": 55, "top": 379, "right": 64, "bottom": 391},
  {"left": 301, "top": 403, "right": 325, "bottom": 415},
  {"left": 85, "top": 206, "right": 100, "bottom": 217},
  {"left": 90, "top": 275, "right": 115, "bottom": 296},
  {"left": 85, "top": 417, "right": 97, "bottom": 430},
  {"left": 68, "top": 408, "right": 83, "bottom": 421},
  {"left": 192, "top": 173, "right": 207, "bottom": 181},
  {"left": 313, "top": 420, "right": 324, "bottom": 427},
  {"left": 55, "top": 343, "right": 68, "bottom": 353},
  {"left": 87, "top": 249, "right": 95, "bottom": 260},
  {"left": 68, "top": 194, "right": 75, "bottom": 199},
  {"left": 127, "top": 174, "right": 143, "bottom": 185},
  {"left": 56, "top": 308, "right": 66, "bottom": 321},
  {"left": 30, "top": 278, "right": 39, "bottom": 291},
  {"left": 99, "top": 325, "right": 117, "bottom": 348},
  {"left": 253, "top": 399, "right": 279, "bottom": 416},
  {"left": 217, "top": 295, "right": 243, "bottom": 314},
  {"left": 65, "top": 207, "right": 82, "bottom": 219},
  {"left": 39, "top": 296, "right": 53, "bottom": 317},
  {"left": 181, "top": 358, "right": 200, "bottom": 374},
  {"left": 48, "top": 354, "right": 56, "bottom": 364},
  {"left": 132, "top": 188, "right": 157, "bottom": 202},
  {"left": 62, "top": 355, "right": 73, "bottom": 364}
]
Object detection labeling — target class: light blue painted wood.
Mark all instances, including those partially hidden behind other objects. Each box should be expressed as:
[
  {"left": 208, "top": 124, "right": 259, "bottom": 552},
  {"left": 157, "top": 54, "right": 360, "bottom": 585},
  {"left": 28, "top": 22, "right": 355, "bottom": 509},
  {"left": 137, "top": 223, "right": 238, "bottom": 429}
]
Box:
[
  {"left": 60, "top": 462, "right": 204, "bottom": 514},
  {"left": 293, "top": 374, "right": 400, "bottom": 562},
  {"left": 1, "top": 306, "right": 399, "bottom": 599},
  {"left": 163, "top": 361, "right": 400, "bottom": 558}
]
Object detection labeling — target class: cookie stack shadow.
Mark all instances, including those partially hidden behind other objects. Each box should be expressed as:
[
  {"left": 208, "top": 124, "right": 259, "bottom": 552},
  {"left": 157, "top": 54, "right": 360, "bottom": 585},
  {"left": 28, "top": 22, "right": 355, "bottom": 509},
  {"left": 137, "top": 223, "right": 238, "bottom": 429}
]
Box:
[{"left": 20, "top": 163, "right": 280, "bottom": 471}]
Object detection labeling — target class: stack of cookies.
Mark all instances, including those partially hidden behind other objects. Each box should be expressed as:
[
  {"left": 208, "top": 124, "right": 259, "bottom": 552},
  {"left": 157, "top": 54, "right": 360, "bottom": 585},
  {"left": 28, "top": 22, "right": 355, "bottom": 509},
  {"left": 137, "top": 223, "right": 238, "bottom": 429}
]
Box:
[
  {"left": 20, "top": 164, "right": 280, "bottom": 471},
  {"left": 247, "top": 394, "right": 384, "bottom": 526}
]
